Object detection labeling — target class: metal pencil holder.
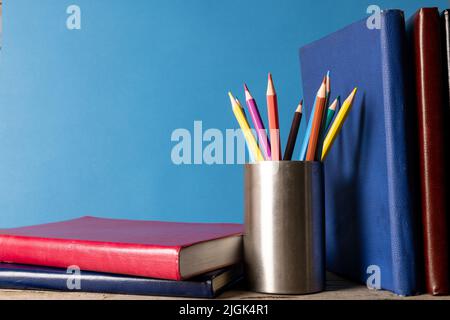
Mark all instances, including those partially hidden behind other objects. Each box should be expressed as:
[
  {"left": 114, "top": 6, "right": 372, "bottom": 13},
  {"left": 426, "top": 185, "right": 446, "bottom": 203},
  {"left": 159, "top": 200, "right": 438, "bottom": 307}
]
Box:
[{"left": 244, "top": 161, "right": 325, "bottom": 294}]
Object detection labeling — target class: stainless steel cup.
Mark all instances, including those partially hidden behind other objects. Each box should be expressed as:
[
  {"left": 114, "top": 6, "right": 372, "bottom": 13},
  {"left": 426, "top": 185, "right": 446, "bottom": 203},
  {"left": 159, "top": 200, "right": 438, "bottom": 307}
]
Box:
[{"left": 244, "top": 161, "right": 325, "bottom": 294}]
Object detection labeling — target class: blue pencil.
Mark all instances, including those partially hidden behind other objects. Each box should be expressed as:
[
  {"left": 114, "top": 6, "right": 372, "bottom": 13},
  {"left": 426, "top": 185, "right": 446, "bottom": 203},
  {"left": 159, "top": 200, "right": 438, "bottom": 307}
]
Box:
[{"left": 298, "top": 96, "right": 317, "bottom": 160}]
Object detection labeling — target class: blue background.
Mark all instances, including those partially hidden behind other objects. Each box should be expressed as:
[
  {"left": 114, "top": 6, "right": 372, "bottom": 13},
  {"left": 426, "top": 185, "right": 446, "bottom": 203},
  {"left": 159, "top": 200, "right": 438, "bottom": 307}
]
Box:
[{"left": 0, "top": 0, "right": 446, "bottom": 227}]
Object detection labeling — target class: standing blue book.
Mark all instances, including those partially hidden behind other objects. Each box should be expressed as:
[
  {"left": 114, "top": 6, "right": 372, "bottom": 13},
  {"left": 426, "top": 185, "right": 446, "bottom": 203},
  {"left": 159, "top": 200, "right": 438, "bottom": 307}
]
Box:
[
  {"left": 299, "top": 10, "right": 421, "bottom": 296},
  {"left": 0, "top": 263, "right": 243, "bottom": 298}
]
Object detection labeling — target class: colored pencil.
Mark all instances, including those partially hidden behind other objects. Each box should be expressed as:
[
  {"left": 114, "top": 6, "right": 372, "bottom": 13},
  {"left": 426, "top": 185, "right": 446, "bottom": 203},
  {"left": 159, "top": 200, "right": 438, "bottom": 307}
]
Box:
[
  {"left": 324, "top": 96, "right": 339, "bottom": 131},
  {"left": 266, "top": 73, "right": 282, "bottom": 160},
  {"left": 235, "top": 97, "right": 248, "bottom": 119},
  {"left": 325, "top": 71, "right": 331, "bottom": 105},
  {"left": 228, "top": 92, "right": 264, "bottom": 162},
  {"left": 234, "top": 96, "right": 259, "bottom": 163},
  {"left": 283, "top": 100, "right": 303, "bottom": 161},
  {"left": 298, "top": 72, "right": 328, "bottom": 160},
  {"left": 235, "top": 97, "right": 255, "bottom": 163},
  {"left": 318, "top": 95, "right": 339, "bottom": 145},
  {"left": 321, "top": 88, "right": 358, "bottom": 161},
  {"left": 316, "top": 96, "right": 339, "bottom": 158},
  {"left": 244, "top": 84, "right": 272, "bottom": 160},
  {"left": 316, "top": 72, "right": 332, "bottom": 156},
  {"left": 305, "top": 77, "right": 327, "bottom": 161},
  {"left": 298, "top": 95, "right": 317, "bottom": 160}
]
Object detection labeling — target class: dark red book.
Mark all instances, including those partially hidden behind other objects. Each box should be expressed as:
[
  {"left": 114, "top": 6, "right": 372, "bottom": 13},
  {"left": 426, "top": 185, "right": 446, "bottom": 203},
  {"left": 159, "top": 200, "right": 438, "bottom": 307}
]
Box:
[
  {"left": 444, "top": 10, "right": 450, "bottom": 109},
  {"left": 409, "top": 8, "right": 449, "bottom": 295},
  {"left": 442, "top": 9, "right": 450, "bottom": 291},
  {"left": 0, "top": 216, "right": 243, "bottom": 281}
]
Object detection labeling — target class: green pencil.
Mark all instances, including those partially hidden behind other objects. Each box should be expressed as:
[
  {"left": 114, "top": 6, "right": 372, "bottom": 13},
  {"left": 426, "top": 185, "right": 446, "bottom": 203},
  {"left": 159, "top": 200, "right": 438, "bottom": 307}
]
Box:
[{"left": 324, "top": 96, "right": 339, "bottom": 131}]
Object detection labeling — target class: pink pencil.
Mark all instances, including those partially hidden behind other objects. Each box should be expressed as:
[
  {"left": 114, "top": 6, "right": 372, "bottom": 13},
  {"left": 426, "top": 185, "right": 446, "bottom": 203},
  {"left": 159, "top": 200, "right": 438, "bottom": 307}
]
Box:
[
  {"left": 244, "top": 84, "right": 272, "bottom": 160},
  {"left": 267, "top": 73, "right": 281, "bottom": 160}
]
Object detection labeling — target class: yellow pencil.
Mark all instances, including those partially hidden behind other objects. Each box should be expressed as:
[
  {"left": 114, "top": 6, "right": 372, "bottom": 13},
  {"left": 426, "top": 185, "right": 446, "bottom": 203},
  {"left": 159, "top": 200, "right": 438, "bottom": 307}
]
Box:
[
  {"left": 321, "top": 88, "right": 358, "bottom": 161},
  {"left": 234, "top": 98, "right": 247, "bottom": 117},
  {"left": 228, "top": 92, "right": 264, "bottom": 161}
]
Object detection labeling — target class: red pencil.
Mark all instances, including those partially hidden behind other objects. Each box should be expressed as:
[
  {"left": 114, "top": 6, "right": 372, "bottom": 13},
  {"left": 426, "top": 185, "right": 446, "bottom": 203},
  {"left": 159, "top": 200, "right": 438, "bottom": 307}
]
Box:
[
  {"left": 266, "top": 73, "right": 281, "bottom": 160},
  {"left": 306, "top": 77, "right": 327, "bottom": 161}
]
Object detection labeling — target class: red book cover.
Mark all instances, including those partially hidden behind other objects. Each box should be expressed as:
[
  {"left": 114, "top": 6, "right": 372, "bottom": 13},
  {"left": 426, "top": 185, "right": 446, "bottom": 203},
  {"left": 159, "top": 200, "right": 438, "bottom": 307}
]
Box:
[
  {"left": 0, "top": 216, "right": 243, "bottom": 280},
  {"left": 410, "top": 8, "right": 449, "bottom": 295}
]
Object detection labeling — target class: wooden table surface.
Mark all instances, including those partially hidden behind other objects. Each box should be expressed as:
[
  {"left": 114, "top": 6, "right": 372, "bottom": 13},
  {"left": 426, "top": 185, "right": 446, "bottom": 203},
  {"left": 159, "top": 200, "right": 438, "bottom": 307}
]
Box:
[{"left": 0, "top": 273, "right": 449, "bottom": 300}]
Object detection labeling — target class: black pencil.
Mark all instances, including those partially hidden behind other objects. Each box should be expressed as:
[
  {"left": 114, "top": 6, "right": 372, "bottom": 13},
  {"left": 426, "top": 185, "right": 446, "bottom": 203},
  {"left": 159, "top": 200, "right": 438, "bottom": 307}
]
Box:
[{"left": 283, "top": 100, "right": 303, "bottom": 160}]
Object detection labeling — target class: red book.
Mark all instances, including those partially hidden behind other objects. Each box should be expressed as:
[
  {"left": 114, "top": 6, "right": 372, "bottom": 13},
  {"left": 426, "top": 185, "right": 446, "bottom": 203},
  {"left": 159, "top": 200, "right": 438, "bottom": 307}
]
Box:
[
  {"left": 0, "top": 216, "right": 243, "bottom": 280},
  {"left": 410, "top": 8, "right": 449, "bottom": 295}
]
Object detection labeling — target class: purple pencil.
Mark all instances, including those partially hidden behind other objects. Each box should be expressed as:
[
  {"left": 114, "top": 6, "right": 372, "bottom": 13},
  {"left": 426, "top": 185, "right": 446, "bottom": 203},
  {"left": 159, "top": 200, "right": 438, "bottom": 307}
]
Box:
[{"left": 244, "top": 84, "right": 272, "bottom": 160}]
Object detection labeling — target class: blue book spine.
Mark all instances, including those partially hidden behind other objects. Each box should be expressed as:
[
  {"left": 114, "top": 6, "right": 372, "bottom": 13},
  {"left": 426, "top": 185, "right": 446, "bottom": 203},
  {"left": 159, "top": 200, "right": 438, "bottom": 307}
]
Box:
[
  {"left": 0, "top": 264, "right": 242, "bottom": 298},
  {"left": 380, "top": 10, "right": 420, "bottom": 296}
]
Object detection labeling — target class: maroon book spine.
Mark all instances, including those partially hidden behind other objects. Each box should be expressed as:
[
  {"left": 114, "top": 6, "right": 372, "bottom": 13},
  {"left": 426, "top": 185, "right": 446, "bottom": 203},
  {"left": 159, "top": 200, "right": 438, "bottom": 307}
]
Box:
[{"left": 412, "top": 8, "right": 449, "bottom": 295}]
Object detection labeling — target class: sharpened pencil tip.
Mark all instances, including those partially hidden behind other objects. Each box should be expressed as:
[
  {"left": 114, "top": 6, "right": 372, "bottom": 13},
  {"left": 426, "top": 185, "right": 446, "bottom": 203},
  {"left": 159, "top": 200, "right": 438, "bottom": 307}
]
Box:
[
  {"left": 296, "top": 100, "right": 303, "bottom": 113},
  {"left": 244, "top": 84, "right": 253, "bottom": 101},
  {"left": 267, "top": 73, "right": 276, "bottom": 95},
  {"left": 329, "top": 97, "right": 339, "bottom": 111},
  {"left": 344, "top": 88, "right": 358, "bottom": 105},
  {"left": 326, "top": 72, "right": 331, "bottom": 93},
  {"left": 228, "top": 92, "right": 236, "bottom": 106},
  {"left": 317, "top": 78, "right": 326, "bottom": 98}
]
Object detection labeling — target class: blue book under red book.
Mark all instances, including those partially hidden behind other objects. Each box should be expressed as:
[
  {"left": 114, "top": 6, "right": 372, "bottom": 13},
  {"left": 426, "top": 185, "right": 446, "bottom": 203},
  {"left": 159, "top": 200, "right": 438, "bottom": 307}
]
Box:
[
  {"left": 299, "top": 10, "right": 422, "bottom": 296},
  {"left": 0, "top": 263, "right": 243, "bottom": 298}
]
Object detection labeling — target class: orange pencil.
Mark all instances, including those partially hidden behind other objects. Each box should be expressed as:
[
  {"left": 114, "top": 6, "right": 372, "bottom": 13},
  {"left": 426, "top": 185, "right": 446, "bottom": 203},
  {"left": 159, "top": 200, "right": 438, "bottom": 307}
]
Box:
[
  {"left": 266, "top": 73, "right": 281, "bottom": 160},
  {"left": 305, "top": 77, "right": 327, "bottom": 161}
]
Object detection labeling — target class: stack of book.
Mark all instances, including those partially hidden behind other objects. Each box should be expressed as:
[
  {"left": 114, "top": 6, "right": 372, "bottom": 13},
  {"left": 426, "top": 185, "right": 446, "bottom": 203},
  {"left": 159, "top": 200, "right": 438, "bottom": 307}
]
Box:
[
  {"left": 0, "top": 216, "right": 244, "bottom": 298},
  {"left": 299, "top": 7, "right": 450, "bottom": 296}
]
